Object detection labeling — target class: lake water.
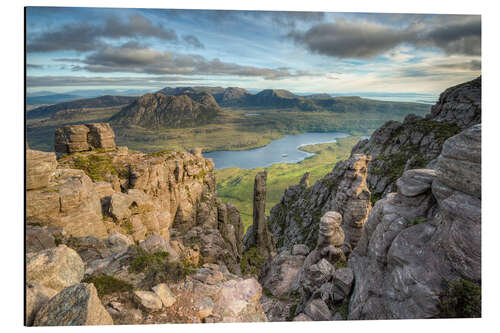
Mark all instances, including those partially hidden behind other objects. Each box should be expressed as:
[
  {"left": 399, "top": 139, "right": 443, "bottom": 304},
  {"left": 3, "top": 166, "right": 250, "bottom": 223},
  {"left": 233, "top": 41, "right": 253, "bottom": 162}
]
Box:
[{"left": 204, "top": 132, "right": 351, "bottom": 169}]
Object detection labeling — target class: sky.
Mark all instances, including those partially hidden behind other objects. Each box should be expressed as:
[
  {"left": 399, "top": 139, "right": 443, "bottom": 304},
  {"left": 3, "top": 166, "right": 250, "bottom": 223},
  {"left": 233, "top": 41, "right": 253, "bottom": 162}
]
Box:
[{"left": 25, "top": 7, "right": 481, "bottom": 97}]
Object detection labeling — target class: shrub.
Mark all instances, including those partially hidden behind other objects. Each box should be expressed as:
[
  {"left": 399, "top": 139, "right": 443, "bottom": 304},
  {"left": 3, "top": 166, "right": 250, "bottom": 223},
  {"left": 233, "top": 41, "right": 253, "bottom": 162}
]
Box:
[
  {"left": 82, "top": 274, "right": 134, "bottom": 297},
  {"left": 72, "top": 153, "right": 116, "bottom": 182},
  {"left": 409, "top": 217, "right": 427, "bottom": 226},
  {"left": 438, "top": 279, "right": 481, "bottom": 318},
  {"left": 128, "top": 246, "right": 195, "bottom": 287},
  {"left": 240, "top": 247, "right": 265, "bottom": 276}
]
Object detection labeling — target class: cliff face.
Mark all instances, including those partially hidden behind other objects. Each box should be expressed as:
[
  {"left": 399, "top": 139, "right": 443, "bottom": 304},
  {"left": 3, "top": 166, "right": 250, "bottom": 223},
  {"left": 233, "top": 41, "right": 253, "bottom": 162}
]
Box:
[
  {"left": 349, "top": 124, "right": 481, "bottom": 319},
  {"left": 268, "top": 154, "right": 372, "bottom": 252},
  {"left": 351, "top": 76, "right": 481, "bottom": 198},
  {"left": 110, "top": 92, "right": 220, "bottom": 128}
]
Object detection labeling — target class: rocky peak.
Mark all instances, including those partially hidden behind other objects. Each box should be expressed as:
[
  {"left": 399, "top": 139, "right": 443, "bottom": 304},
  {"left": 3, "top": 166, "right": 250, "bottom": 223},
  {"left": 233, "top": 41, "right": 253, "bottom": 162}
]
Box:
[{"left": 110, "top": 92, "right": 220, "bottom": 129}]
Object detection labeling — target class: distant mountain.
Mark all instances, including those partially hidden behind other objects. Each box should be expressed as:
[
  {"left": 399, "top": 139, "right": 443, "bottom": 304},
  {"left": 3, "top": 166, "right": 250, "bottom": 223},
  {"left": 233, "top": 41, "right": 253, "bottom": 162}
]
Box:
[
  {"left": 27, "top": 95, "right": 137, "bottom": 119},
  {"left": 26, "top": 93, "right": 82, "bottom": 106},
  {"left": 158, "top": 86, "right": 252, "bottom": 106},
  {"left": 110, "top": 92, "right": 220, "bottom": 128},
  {"left": 156, "top": 86, "right": 429, "bottom": 113}
]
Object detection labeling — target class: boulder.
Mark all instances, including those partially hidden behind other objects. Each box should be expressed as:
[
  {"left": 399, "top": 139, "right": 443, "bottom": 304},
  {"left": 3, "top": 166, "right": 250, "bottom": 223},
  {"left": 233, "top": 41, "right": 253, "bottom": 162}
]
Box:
[
  {"left": 332, "top": 267, "right": 354, "bottom": 297},
  {"left": 152, "top": 283, "right": 176, "bottom": 307},
  {"left": 33, "top": 283, "right": 113, "bottom": 326},
  {"left": 213, "top": 278, "right": 264, "bottom": 321},
  {"left": 25, "top": 283, "right": 57, "bottom": 326},
  {"left": 54, "top": 124, "right": 90, "bottom": 154},
  {"left": 304, "top": 299, "right": 332, "bottom": 321},
  {"left": 26, "top": 245, "right": 84, "bottom": 292},
  {"left": 26, "top": 225, "right": 56, "bottom": 253},
  {"left": 133, "top": 290, "right": 163, "bottom": 311},
  {"left": 292, "top": 244, "right": 310, "bottom": 256},
  {"left": 26, "top": 149, "right": 57, "bottom": 190},
  {"left": 396, "top": 169, "right": 437, "bottom": 197},
  {"left": 197, "top": 296, "right": 214, "bottom": 319},
  {"left": 86, "top": 123, "right": 116, "bottom": 150}
]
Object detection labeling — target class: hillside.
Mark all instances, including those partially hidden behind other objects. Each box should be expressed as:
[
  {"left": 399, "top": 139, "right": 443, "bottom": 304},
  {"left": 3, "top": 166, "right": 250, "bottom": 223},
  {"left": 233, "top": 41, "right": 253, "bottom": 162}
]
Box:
[
  {"left": 109, "top": 92, "right": 220, "bottom": 129},
  {"left": 27, "top": 95, "right": 137, "bottom": 119}
]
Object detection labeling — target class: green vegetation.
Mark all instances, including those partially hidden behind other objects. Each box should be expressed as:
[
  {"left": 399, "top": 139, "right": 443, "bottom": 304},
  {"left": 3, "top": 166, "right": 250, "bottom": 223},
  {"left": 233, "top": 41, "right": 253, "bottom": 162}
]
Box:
[
  {"left": 240, "top": 247, "right": 265, "bottom": 276},
  {"left": 438, "top": 279, "right": 481, "bottom": 318},
  {"left": 216, "top": 137, "right": 360, "bottom": 230},
  {"left": 409, "top": 217, "right": 427, "bottom": 226},
  {"left": 335, "top": 260, "right": 348, "bottom": 269},
  {"left": 72, "top": 153, "right": 117, "bottom": 182},
  {"left": 128, "top": 246, "right": 195, "bottom": 287},
  {"left": 82, "top": 274, "right": 134, "bottom": 297}
]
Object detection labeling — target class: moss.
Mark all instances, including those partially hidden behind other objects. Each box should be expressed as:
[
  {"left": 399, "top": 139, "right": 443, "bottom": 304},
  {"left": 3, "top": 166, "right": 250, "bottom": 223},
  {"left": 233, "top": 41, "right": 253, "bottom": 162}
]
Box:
[
  {"left": 72, "top": 153, "right": 117, "bottom": 182},
  {"left": 335, "top": 260, "right": 347, "bottom": 269},
  {"left": 438, "top": 279, "right": 481, "bottom": 318},
  {"left": 338, "top": 299, "right": 350, "bottom": 319},
  {"left": 240, "top": 247, "right": 265, "bottom": 276},
  {"left": 82, "top": 274, "right": 134, "bottom": 298},
  {"left": 287, "top": 303, "right": 299, "bottom": 321},
  {"left": 409, "top": 217, "right": 427, "bottom": 226},
  {"left": 54, "top": 235, "right": 62, "bottom": 246},
  {"left": 150, "top": 149, "right": 173, "bottom": 157},
  {"left": 370, "top": 192, "right": 382, "bottom": 206}
]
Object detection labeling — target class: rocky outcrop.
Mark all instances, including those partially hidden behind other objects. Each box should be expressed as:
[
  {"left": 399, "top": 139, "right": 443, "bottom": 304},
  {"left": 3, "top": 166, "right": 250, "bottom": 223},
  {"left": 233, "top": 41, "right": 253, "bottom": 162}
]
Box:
[
  {"left": 26, "top": 245, "right": 85, "bottom": 292},
  {"left": 243, "top": 171, "right": 275, "bottom": 258},
  {"left": 25, "top": 283, "right": 58, "bottom": 326},
  {"left": 110, "top": 92, "right": 220, "bottom": 129},
  {"left": 33, "top": 283, "right": 113, "bottom": 326},
  {"left": 348, "top": 124, "right": 481, "bottom": 319},
  {"left": 351, "top": 76, "right": 481, "bottom": 198},
  {"left": 54, "top": 122, "right": 116, "bottom": 154},
  {"left": 268, "top": 154, "right": 371, "bottom": 252}
]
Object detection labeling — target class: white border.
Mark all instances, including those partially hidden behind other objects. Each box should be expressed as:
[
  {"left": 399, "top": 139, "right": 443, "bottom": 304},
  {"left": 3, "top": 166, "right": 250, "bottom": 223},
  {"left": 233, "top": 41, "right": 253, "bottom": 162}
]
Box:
[{"left": 2, "top": 1, "right": 498, "bottom": 332}]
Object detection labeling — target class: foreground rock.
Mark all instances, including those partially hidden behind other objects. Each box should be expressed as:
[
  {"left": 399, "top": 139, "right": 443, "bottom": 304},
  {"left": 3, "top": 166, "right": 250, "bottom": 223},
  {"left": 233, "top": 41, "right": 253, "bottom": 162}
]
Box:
[
  {"left": 33, "top": 283, "right": 113, "bottom": 326},
  {"left": 26, "top": 245, "right": 84, "bottom": 292},
  {"left": 25, "top": 283, "right": 57, "bottom": 326},
  {"left": 26, "top": 149, "right": 57, "bottom": 190},
  {"left": 348, "top": 125, "right": 481, "bottom": 319}
]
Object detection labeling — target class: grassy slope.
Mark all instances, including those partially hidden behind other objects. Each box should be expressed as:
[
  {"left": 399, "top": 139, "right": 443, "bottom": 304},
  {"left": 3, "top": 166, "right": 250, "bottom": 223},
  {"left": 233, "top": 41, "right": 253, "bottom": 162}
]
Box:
[{"left": 215, "top": 136, "right": 360, "bottom": 230}]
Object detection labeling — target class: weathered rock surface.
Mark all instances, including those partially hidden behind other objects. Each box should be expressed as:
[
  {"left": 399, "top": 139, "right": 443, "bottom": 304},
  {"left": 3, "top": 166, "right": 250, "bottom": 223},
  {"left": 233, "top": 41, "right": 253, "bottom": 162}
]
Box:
[
  {"left": 152, "top": 283, "right": 176, "bottom": 307},
  {"left": 26, "top": 225, "right": 56, "bottom": 253},
  {"left": 243, "top": 171, "right": 275, "bottom": 258},
  {"left": 133, "top": 291, "right": 163, "bottom": 311},
  {"left": 348, "top": 124, "right": 481, "bottom": 319},
  {"left": 54, "top": 122, "right": 116, "bottom": 154},
  {"left": 26, "top": 149, "right": 57, "bottom": 189},
  {"left": 25, "top": 283, "right": 58, "bottom": 326},
  {"left": 33, "top": 283, "right": 113, "bottom": 326},
  {"left": 26, "top": 245, "right": 85, "bottom": 292}
]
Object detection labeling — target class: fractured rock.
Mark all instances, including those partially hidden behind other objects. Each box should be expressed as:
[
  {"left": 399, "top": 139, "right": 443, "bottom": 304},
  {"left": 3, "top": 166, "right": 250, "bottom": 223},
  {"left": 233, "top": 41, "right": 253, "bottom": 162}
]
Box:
[
  {"left": 26, "top": 149, "right": 57, "bottom": 190},
  {"left": 133, "top": 290, "right": 163, "bottom": 311},
  {"left": 33, "top": 283, "right": 113, "bottom": 326}
]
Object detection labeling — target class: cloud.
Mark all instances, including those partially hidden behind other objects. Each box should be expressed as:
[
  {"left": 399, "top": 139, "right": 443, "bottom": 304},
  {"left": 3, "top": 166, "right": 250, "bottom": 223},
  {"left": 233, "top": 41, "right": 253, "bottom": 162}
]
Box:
[
  {"left": 64, "top": 43, "right": 312, "bottom": 80},
  {"left": 27, "top": 14, "right": 179, "bottom": 52},
  {"left": 288, "top": 19, "right": 415, "bottom": 59},
  {"left": 26, "top": 75, "right": 202, "bottom": 87},
  {"left": 183, "top": 35, "right": 204, "bottom": 49},
  {"left": 27, "top": 64, "right": 43, "bottom": 69},
  {"left": 436, "top": 60, "right": 481, "bottom": 71},
  {"left": 288, "top": 15, "right": 481, "bottom": 59}
]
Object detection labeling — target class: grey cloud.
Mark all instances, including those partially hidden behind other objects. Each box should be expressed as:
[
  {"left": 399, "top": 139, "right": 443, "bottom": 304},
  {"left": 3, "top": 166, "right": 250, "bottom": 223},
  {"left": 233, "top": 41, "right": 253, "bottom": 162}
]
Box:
[
  {"left": 436, "top": 60, "right": 481, "bottom": 71},
  {"left": 289, "top": 15, "right": 481, "bottom": 59},
  {"left": 71, "top": 43, "right": 310, "bottom": 80},
  {"left": 288, "top": 19, "right": 415, "bottom": 59},
  {"left": 27, "top": 14, "right": 178, "bottom": 53},
  {"left": 26, "top": 75, "right": 202, "bottom": 87},
  {"left": 27, "top": 64, "right": 43, "bottom": 69},
  {"left": 183, "top": 35, "right": 204, "bottom": 49}
]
